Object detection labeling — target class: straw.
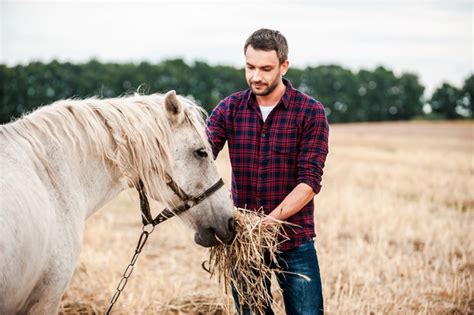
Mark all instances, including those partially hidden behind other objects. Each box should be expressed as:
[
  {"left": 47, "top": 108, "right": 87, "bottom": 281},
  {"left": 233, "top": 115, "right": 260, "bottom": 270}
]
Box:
[{"left": 203, "top": 208, "right": 291, "bottom": 314}]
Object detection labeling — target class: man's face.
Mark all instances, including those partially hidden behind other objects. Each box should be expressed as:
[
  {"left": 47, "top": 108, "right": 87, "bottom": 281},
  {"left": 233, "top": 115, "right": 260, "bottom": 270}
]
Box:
[{"left": 245, "top": 45, "right": 289, "bottom": 96}]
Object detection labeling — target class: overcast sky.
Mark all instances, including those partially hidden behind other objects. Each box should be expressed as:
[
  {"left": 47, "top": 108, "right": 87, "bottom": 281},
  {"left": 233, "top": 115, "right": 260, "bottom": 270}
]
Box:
[{"left": 1, "top": 0, "right": 472, "bottom": 94}]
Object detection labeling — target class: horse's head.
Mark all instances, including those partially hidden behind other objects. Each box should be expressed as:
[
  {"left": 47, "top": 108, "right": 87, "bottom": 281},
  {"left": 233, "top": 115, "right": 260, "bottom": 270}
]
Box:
[{"left": 150, "top": 91, "right": 234, "bottom": 247}]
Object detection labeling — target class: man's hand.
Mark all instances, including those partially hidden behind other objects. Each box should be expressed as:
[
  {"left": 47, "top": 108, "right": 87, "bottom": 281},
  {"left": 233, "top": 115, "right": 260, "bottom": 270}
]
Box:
[{"left": 261, "top": 214, "right": 279, "bottom": 225}]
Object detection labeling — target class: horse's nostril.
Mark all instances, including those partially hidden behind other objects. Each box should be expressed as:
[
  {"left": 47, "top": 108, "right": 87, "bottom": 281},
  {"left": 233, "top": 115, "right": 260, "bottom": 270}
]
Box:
[{"left": 228, "top": 217, "right": 235, "bottom": 233}]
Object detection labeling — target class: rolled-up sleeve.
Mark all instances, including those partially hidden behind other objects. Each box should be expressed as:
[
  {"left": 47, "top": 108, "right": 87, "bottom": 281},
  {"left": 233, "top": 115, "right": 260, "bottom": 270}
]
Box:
[
  {"left": 206, "top": 100, "right": 228, "bottom": 159},
  {"left": 297, "top": 101, "right": 329, "bottom": 194}
]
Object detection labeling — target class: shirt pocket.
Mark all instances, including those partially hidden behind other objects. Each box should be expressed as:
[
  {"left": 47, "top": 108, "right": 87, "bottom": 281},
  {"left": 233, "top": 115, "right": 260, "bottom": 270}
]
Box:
[{"left": 270, "top": 127, "right": 298, "bottom": 154}]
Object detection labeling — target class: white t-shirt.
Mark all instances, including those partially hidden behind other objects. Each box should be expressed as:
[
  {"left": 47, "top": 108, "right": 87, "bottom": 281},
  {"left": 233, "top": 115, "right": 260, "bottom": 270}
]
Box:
[{"left": 259, "top": 105, "right": 277, "bottom": 122}]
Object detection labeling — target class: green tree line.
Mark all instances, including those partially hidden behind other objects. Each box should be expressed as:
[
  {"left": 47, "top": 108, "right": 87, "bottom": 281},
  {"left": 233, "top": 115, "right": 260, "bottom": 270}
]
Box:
[{"left": 0, "top": 59, "right": 472, "bottom": 124}]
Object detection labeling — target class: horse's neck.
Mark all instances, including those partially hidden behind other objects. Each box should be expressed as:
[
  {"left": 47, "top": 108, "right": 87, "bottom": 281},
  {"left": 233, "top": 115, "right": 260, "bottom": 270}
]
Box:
[
  {"left": 76, "top": 154, "right": 127, "bottom": 219},
  {"left": 38, "top": 130, "right": 127, "bottom": 220}
]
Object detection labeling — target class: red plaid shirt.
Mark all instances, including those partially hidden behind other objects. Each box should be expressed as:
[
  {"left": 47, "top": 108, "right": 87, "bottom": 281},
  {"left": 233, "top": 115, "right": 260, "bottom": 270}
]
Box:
[{"left": 206, "top": 79, "right": 329, "bottom": 251}]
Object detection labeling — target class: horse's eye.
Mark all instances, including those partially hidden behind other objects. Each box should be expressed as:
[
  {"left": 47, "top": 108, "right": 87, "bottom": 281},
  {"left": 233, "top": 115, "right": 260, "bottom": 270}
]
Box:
[{"left": 194, "top": 148, "right": 208, "bottom": 159}]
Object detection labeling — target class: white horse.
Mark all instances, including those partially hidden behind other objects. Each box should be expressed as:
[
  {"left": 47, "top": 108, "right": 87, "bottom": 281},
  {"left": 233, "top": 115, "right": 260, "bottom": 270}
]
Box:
[{"left": 0, "top": 91, "right": 235, "bottom": 314}]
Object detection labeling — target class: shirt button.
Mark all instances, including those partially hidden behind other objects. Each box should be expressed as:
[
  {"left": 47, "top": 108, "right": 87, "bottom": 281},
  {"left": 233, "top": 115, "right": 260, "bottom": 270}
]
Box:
[{"left": 262, "top": 133, "right": 266, "bottom": 138}]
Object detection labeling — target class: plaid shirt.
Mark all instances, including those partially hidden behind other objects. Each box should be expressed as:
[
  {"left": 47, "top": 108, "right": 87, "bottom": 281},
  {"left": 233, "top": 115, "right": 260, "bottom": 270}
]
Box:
[{"left": 206, "top": 79, "right": 329, "bottom": 251}]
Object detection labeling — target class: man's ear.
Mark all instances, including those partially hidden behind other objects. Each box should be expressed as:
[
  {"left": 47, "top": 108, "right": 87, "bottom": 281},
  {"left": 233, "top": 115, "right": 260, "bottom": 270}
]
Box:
[
  {"left": 280, "top": 59, "right": 289, "bottom": 76},
  {"left": 163, "top": 90, "right": 185, "bottom": 126}
]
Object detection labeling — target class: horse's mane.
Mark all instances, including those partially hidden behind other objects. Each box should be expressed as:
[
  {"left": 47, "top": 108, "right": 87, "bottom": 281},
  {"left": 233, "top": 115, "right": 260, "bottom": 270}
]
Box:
[{"left": 0, "top": 93, "right": 209, "bottom": 202}]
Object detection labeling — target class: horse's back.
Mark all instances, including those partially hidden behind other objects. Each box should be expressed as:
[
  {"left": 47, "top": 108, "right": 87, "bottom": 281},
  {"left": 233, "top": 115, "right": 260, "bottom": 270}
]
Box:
[{"left": 0, "top": 137, "right": 57, "bottom": 313}]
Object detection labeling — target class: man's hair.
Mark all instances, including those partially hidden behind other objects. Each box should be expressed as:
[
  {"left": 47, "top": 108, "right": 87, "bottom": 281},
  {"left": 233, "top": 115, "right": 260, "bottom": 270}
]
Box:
[{"left": 244, "top": 28, "right": 288, "bottom": 64}]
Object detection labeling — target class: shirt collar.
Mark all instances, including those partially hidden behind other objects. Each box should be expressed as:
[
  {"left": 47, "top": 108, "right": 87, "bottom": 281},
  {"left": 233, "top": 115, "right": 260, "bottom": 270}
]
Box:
[{"left": 246, "top": 78, "right": 293, "bottom": 110}]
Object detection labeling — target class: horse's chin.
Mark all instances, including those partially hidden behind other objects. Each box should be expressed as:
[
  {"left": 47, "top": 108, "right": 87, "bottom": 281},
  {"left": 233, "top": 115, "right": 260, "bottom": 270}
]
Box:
[
  {"left": 194, "top": 220, "right": 236, "bottom": 247},
  {"left": 194, "top": 232, "right": 220, "bottom": 247}
]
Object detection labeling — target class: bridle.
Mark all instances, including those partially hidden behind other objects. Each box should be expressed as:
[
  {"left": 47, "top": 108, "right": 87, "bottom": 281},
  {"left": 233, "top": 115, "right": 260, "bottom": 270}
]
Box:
[
  {"left": 137, "top": 175, "right": 225, "bottom": 226},
  {"left": 106, "top": 174, "right": 225, "bottom": 314}
]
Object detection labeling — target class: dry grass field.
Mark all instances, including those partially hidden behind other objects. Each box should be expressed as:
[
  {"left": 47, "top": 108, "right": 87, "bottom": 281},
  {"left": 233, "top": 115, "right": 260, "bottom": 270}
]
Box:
[{"left": 60, "top": 121, "right": 473, "bottom": 314}]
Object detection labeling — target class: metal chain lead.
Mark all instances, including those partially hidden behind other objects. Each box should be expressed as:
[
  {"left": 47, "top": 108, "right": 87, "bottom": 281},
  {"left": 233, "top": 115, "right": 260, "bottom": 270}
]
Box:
[
  {"left": 105, "top": 177, "right": 224, "bottom": 314},
  {"left": 105, "top": 224, "right": 155, "bottom": 315}
]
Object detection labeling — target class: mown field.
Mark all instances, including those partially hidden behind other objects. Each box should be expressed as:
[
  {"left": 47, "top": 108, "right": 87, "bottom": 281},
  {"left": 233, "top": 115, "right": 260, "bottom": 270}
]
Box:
[{"left": 60, "top": 121, "right": 473, "bottom": 314}]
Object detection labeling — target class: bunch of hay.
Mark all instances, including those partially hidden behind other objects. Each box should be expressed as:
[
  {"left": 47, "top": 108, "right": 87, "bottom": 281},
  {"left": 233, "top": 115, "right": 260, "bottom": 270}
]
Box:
[{"left": 204, "top": 208, "right": 290, "bottom": 314}]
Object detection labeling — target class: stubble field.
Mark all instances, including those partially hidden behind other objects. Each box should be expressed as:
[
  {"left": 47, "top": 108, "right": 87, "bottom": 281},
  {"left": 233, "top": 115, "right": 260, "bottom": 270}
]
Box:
[{"left": 60, "top": 121, "right": 473, "bottom": 314}]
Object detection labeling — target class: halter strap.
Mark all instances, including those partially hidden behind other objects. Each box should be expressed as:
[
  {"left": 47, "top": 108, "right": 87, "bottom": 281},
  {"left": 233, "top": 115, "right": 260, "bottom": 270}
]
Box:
[
  {"left": 137, "top": 178, "right": 225, "bottom": 226},
  {"left": 165, "top": 175, "right": 191, "bottom": 201}
]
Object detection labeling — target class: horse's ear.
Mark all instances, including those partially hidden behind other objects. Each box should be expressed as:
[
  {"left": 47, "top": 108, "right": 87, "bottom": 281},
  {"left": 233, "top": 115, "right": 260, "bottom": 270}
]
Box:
[{"left": 164, "top": 90, "right": 184, "bottom": 125}]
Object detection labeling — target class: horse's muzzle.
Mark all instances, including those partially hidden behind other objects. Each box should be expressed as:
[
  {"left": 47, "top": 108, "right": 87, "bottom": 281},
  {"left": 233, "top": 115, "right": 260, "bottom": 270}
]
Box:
[{"left": 194, "top": 218, "right": 235, "bottom": 247}]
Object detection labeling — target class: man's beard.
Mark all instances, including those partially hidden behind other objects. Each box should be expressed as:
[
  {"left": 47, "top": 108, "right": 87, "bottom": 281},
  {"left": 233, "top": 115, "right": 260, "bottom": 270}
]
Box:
[{"left": 248, "top": 76, "right": 280, "bottom": 96}]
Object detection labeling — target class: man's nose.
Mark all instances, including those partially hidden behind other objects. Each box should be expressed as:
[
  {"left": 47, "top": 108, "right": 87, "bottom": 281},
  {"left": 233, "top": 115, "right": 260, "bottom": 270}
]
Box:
[{"left": 252, "top": 70, "right": 262, "bottom": 81}]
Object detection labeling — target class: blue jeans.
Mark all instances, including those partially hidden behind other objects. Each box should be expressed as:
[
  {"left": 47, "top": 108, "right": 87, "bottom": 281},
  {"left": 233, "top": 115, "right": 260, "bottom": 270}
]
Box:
[{"left": 232, "top": 239, "right": 324, "bottom": 314}]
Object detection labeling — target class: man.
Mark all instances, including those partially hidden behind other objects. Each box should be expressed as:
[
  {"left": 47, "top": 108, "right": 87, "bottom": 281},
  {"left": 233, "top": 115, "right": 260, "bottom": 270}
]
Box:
[{"left": 206, "top": 28, "right": 329, "bottom": 314}]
